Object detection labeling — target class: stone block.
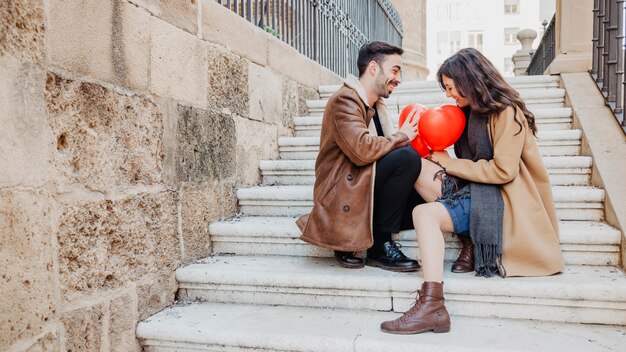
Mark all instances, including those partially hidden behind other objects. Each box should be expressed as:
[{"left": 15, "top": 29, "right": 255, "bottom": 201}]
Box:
[
  {"left": 297, "top": 83, "right": 319, "bottom": 115},
  {"left": 281, "top": 79, "right": 319, "bottom": 133},
  {"left": 150, "top": 17, "right": 207, "bottom": 107},
  {"left": 137, "top": 272, "right": 177, "bottom": 321},
  {"left": 25, "top": 331, "right": 60, "bottom": 352},
  {"left": 47, "top": 0, "right": 150, "bottom": 90},
  {"left": 248, "top": 63, "right": 283, "bottom": 124},
  {"left": 0, "top": 0, "right": 45, "bottom": 63},
  {"left": 0, "top": 190, "right": 56, "bottom": 350},
  {"left": 0, "top": 56, "right": 55, "bottom": 189},
  {"left": 267, "top": 36, "right": 322, "bottom": 88},
  {"left": 201, "top": 0, "right": 268, "bottom": 66},
  {"left": 109, "top": 293, "right": 141, "bottom": 352},
  {"left": 176, "top": 105, "right": 236, "bottom": 182},
  {"left": 57, "top": 192, "right": 179, "bottom": 301},
  {"left": 207, "top": 44, "right": 249, "bottom": 117},
  {"left": 180, "top": 181, "right": 237, "bottom": 263},
  {"left": 128, "top": 0, "right": 198, "bottom": 34},
  {"left": 234, "top": 116, "right": 278, "bottom": 186},
  {"left": 45, "top": 72, "right": 163, "bottom": 193},
  {"left": 61, "top": 304, "right": 105, "bottom": 352}
]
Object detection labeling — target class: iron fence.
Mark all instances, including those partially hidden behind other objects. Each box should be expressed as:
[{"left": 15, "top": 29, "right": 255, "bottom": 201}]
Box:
[
  {"left": 591, "top": 0, "right": 626, "bottom": 133},
  {"left": 214, "top": 0, "right": 403, "bottom": 77},
  {"left": 527, "top": 15, "right": 556, "bottom": 76}
]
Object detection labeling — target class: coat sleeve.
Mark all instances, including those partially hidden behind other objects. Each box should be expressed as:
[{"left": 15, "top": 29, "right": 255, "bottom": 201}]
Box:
[
  {"left": 331, "top": 92, "right": 409, "bottom": 166},
  {"left": 444, "top": 106, "right": 525, "bottom": 184}
]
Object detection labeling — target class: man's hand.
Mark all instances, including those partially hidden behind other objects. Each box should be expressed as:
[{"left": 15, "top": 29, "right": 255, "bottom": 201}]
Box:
[{"left": 397, "top": 110, "right": 419, "bottom": 141}]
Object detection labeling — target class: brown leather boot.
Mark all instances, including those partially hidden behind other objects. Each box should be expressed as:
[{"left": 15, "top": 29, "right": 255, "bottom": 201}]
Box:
[
  {"left": 451, "top": 236, "right": 474, "bottom": 273},
  {"left": 380, "top": 281, "right": 450, "bottom": 334}
]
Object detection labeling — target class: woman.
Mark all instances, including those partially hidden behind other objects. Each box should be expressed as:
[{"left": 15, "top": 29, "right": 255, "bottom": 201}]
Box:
[{"left": 380, "top": 48, "right": 564, "bottom": 334}]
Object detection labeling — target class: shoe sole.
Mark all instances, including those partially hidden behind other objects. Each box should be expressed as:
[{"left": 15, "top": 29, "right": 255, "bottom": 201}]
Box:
[
  {"left": 381, "top": 324, "right": 451, "bottom": 334},
  {"left": 334, "top": 259, "right": 364, "bottom": 269},
  {"left": 365, "top": 259, "right": 421, "bottom": 272},
  {"left": 450, "top": 268, "right": 474, "bottom": 273}
]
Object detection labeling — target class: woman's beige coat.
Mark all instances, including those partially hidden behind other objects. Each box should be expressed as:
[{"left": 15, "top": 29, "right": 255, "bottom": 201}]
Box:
[{"left": 444, "top": 106, "right": 564, "bottom": 277}]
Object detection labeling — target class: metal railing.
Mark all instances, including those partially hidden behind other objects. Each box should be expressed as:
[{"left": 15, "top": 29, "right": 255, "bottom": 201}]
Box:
[
  {"left": 527, "top": 14, "right": 556, "bottom": 75},
  {"left": 215, "top": 0, "right": 403, "bottom": 77},
  {"left": 591, "top": 0, "right": 626, "bottom": 133}
]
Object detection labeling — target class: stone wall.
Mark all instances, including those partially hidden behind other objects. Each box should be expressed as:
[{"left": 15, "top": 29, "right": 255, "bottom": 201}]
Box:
[{"left": 0, "top": 0, "right": 340, "bottom": 351}]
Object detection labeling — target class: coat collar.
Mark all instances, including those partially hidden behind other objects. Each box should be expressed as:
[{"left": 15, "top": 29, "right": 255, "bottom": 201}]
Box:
[
  {"left": 343, "top": 75, "right": 394, "bottom": 137},
  {"left": 343, "top": 75, "right": 386, "bottom": 110}
]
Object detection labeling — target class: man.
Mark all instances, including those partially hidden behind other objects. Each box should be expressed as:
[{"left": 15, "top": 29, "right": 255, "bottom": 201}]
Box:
[{"left": 296, "top": 41, "right": 424, "bottom": 272}]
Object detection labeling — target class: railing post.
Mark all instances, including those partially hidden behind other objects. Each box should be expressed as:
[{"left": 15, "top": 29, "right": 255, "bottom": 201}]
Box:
[{"left": 513, "top": 29, "right": 538, "bottom": 76}]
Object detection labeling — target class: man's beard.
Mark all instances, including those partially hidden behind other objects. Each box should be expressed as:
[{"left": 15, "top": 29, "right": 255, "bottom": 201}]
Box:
[{"left": 376, "top": 70, "right": 396, "bottom": 98}]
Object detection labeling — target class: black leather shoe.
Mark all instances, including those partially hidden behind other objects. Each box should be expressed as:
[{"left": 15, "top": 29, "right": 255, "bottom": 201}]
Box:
[
  {"left": 366, "top": 241, "right": 420, "bottom": 272},
  {"left": 334, "top": 251, "right": 364, "bottom": 269}
]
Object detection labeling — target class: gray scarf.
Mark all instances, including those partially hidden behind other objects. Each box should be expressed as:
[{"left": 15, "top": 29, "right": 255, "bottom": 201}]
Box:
[{"left": 454, "top": 109, "right": 505, "bottom": 278}]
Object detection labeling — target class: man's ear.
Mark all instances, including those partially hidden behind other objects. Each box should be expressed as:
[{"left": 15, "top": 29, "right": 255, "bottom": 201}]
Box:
[{"left": 368, "top": 60, "right": 378, "bottom": 76}]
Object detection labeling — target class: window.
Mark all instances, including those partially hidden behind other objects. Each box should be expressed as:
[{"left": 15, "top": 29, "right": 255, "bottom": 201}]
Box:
[
  {"left": 504, "top": 27, "right": 519, "bottom": 45},
  {"left": 437, "top": 31, "right": 462, "bottom": 55},
  {"left": 468, "top": 31, "right": 484, "bottom": 52},
  {"left": 437, "top": 2, "right": 461, "bottom": 21},
  {"left": 504, "top": 57, "right": 514, "bottom": 76},
  {"left": 504, "top": 0, "right": 520, "bottom": 14}
]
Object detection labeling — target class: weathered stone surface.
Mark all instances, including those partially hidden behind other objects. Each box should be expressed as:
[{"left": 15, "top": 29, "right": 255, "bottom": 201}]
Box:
[
  {"left": 25, "top": 331, "right": 61, "bottom": 352},
  {"left": 297, "top": 84, "right": 319, "bottom": 116},
  {"left": 0, "top": 190, "right": 56, "bottom": 350},
  {"left": 57, "top": 192, "right": 179, "bottom": 301},
  {"left": 110, "top": 293, "right": 141, "bottom": 352},
  {"left": 128, "top": 0, "right": 197, "bottom": 34},
  {"left": 176, "top": 105, "right": 236, "bottom": 182},
  {"left": 0, "top": 56, "right": 55, "bottom": 189},
  {"left": 45, "top": 72, "right": 163, "bottom": 193},
  {"left": 248, "top": 63, "right": 283, "bottom": 125},
  {"left": 234, "top": 116, "right": 278, "bottom": 186},
  {"left": 47, "top": 0, "right": 150, "bottom": 90},
  {"left": 201, "top": 0, "right": 268, "bottom": 66},
  {"left": 0, "top": 0, "right": 45, "bottom": 63},
  {"left": 150, "top": 16, "right": 207, "bottom": 107},
  {"left": 207, "top": 44, "right": 248, "bottom": 117},
  {"left": 137, "top": 272, "right": 177, "bottom": 321},
  {"left": 267, "top": 36, "right": 322, "bottom": 88},
  {"left": 181, "top": 181, "right": 237, "bottom": 262},
  {"left": 61, "top": 304, "right": 105, "bottom": 352}
]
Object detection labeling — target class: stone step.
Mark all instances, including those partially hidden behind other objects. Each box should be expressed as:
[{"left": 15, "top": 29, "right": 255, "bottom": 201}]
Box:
[
  {"left": 172, "top": 256, "right": 626, "bottom": 325},
  {"left": 137, "top": 302, "right": 626, "bottom": 352},
  {"left": 210, "top": 217, "right": 621, "bottom": 267},
  {"left": 236, "top": 185, "right": 604, "bottom": 221},
  {"left": 294, "top": 107, "right": 573, "bottom": 137},
  {"left": 318, "top": 75, "right": 561, "bottom": 98},
  {"left": 259, "top": 156, "right": 592, "bottom": 186},
  {"left": 308, "top": 88, "right": 566, "bottom": 114},
  {"left": 278, "top": 130, "right": 583, "bottom": 160}
]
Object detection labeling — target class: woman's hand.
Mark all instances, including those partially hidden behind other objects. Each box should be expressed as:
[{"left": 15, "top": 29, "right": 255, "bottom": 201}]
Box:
[{"left": 428, "top": 150, "right": 452, "bottom": 168}]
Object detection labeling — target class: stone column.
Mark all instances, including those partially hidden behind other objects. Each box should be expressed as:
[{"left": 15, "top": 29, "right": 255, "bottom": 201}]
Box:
[
  {"left": 548, "top": 0, "right": 594, "bottom": 74},
  {"left": 513, "top": 29, "right": 538, "bottom": 76},
  {"left": 390, "top": 0, "right": 429, "bottom": 80}
]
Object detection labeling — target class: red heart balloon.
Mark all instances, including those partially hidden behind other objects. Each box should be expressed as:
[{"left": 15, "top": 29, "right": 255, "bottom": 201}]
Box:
[
  {"left": 398, "top": 104, "right": 431, "bottom": 157},
  {"left": 418, "top": 105, "right": 466, "bottom": 151}
]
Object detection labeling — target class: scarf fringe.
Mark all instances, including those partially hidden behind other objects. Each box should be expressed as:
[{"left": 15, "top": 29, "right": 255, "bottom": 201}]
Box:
[{"left": 474, "top": 244, "right": 504, "bottom": 278}]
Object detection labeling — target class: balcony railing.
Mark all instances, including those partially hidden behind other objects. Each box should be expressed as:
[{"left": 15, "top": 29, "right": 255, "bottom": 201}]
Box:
[
  {"left": 591, "top": 0, "right": 626, "bottom": 133},
  {"left": 527, "top": 14, "right": 556, "bottom": 76},
  {"left": 215, "top": 0, "right": 403, "bottom": 77}
]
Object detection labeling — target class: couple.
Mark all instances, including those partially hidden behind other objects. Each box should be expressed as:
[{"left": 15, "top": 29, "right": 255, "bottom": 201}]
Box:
[{"left": 295, "top": 41, "right": 564, "bottom": 334}]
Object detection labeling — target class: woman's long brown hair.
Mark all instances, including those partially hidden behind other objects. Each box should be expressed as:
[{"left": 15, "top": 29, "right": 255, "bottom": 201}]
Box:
[{"left": 436, "top": 48, "right": 537, "bottom": 135}]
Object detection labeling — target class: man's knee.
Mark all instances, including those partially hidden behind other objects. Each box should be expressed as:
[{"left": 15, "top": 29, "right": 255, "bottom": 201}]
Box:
[{"left": 389, "top": 147, "right": 422, "bottom": 173}]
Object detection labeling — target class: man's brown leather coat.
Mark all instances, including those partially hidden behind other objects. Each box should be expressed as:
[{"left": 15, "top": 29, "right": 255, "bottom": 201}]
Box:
[{"left": 296, "top": 76, "right": 410, "bottom": 251}]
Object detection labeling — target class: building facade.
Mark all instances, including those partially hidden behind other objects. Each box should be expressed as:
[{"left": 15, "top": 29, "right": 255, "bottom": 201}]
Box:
[{"left": 426, "top": 0, "right": 555, "bottom": 79}]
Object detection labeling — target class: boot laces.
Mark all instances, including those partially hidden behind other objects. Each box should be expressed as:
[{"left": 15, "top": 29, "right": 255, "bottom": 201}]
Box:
[{"left": 399, "top": 290, "right": 424, "bottom": 323}]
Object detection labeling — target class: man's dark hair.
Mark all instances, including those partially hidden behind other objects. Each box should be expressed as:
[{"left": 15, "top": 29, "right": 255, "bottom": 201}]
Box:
[{"left": 357, "top": 41, "right": 404, "bottom": 77}]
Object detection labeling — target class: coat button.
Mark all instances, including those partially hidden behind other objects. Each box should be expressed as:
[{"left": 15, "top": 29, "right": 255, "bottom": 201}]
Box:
[
  {"left": 347, "top": 174, "right": 353, "bottom": 181},
  {"left": 343, "top": 205, "right": 350, "bottom": 212}
]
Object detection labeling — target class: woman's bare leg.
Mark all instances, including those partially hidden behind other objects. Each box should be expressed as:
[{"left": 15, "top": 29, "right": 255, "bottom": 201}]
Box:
[
  {"left": 412, "top": 202, "right": 455, "bottom": 282},
  {"left": 414, "top": 159, "right": 444, "bottom": 202}
]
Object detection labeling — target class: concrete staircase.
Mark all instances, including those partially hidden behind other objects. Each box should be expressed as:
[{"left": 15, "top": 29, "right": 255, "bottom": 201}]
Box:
[{"left": 137, "top": 76, "right": 626, "bottom": 351}]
